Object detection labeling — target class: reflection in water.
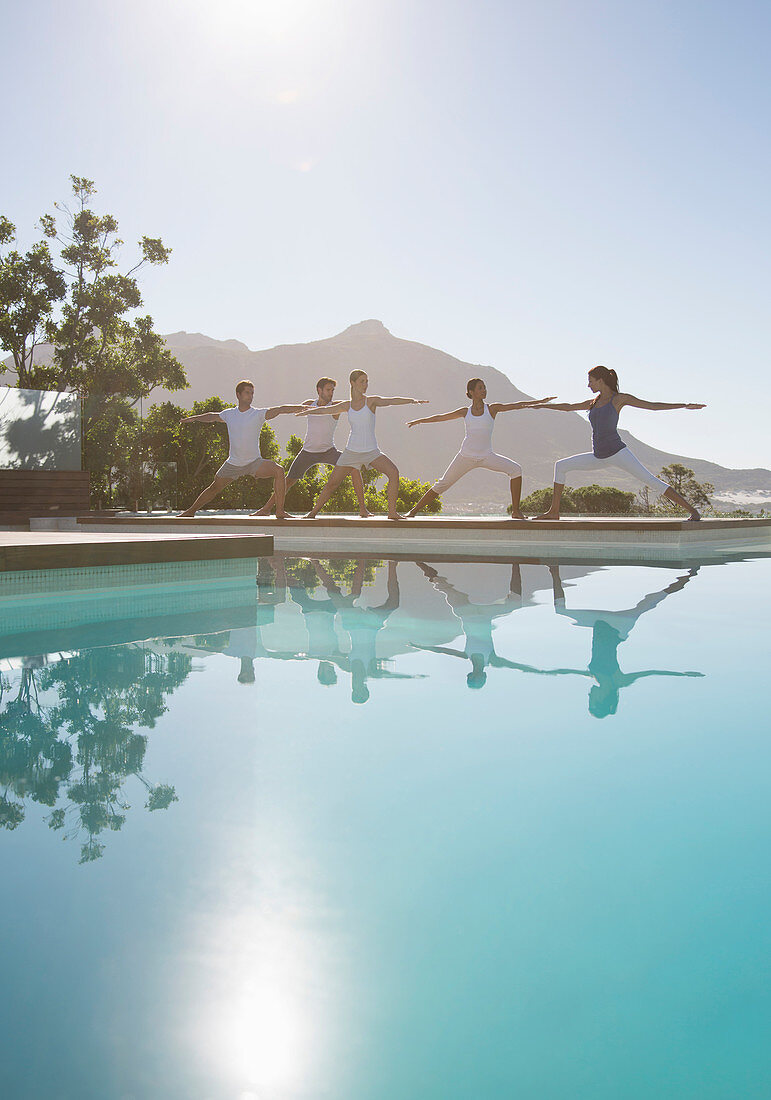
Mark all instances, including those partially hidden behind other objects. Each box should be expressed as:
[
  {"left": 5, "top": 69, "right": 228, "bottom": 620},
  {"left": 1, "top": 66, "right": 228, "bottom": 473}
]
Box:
[
  {"left": 0, "top": 647, "right": 188, "bottom": 861},
  {"left": 546, "top": 565, "right": 704, "bottom": 718},
  {"left": 413, "top": 561, "right": 525, "bottom": 688},
  {"left": 0, "top": 554, "right": 707, "bottom": 863}
]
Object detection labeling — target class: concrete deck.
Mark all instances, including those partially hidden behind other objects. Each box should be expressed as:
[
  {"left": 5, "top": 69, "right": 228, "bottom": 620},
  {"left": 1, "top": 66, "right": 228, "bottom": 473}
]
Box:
[
  {"left": 64, "top": 513, "right": 771, "bottom": 561},
  {"left": 0, "top": 530, "right": 273, "bottom": 572}
]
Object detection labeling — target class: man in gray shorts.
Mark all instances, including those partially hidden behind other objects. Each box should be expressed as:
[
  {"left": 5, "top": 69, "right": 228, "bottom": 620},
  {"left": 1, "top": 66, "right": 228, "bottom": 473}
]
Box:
[
  {"left": 178, "top": 380, "right": 303, "bottom": 517},
  {"left": 253, "top": 376, "right": 370, "bottom": 517}
]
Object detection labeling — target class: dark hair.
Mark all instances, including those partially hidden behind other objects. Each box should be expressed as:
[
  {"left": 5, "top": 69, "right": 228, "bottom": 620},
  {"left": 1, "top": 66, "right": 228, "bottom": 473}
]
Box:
[
  {"left": 588, "top": 365, "right": 619, "bottom": 397},
  {"left": 316, "top": 377, "right": 336, "bottom": 391},
  {"left": 466, "top": 377, "right": 484, "bottom": 398},
  {"left": 235, "top": 379, "right": 254, "bottom": 396}
]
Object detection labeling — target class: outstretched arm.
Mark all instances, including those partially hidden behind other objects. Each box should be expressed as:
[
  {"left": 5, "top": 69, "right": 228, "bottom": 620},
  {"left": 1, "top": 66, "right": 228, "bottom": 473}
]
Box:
[
  {"left": 297, "top": 400, "right": 350, "bottom": 417},
  {"left": 618, "top": 393, "right": 706, "bottom": 412},
  {"left": 489, "top": 397, "right": 557, "bottom": 415},
  {"left": 267, "top": 403, "right": 316, "bottom": 419},
  {"left": 179, "top": 411, "right": 224, "bottom": 425},
  {"left": 535, "top": 399, "right": 594, "bottom": 412},
  {"left": 407, "top": 407, "right": 466, "bottom": 427},
  {"left": 370, "top": 396, "right": 429, "bottom": 409}
]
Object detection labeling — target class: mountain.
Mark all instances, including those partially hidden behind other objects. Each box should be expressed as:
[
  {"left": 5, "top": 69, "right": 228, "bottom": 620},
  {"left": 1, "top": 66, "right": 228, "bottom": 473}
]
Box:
[{"left": 4, "top": 321, "right": 770, "bottom": 506}]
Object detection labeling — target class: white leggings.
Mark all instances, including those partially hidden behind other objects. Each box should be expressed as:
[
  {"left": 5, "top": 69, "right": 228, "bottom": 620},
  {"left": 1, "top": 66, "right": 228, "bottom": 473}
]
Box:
[
  {"left": 554, "top": 446, "right": 669, "bottom": 493},
  {"left": 433, "top": 451, "right": 522, "bottom": 494}
]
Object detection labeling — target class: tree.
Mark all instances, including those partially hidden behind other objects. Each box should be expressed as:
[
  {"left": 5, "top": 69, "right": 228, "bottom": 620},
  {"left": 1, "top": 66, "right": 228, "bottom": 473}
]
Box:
[
  {"left": 0, "top": 215, "right": 66, "bottom": 387},
  {"left": 571, "top": 484, "right": 636, "bottom": 515},
  {"left": 520, "top": 488, "right": 578, "bottom": 515},
  {"left": 659, "top": 463, "right": 714, "bottom": 514}
]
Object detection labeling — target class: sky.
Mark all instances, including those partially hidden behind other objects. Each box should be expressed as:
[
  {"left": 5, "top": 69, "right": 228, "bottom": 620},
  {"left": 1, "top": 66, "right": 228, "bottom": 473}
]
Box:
[{"left": 3, "top": 0, "right": 770, "bottom": 468}]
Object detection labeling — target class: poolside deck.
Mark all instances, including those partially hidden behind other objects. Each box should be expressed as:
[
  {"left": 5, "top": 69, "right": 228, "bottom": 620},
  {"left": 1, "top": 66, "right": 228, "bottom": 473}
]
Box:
[
  {"left": 0, "top": 530, "right": 273, "bottom": 572},
  {"left": 65, "top": 513, "right": 771, "bottom": 561}
]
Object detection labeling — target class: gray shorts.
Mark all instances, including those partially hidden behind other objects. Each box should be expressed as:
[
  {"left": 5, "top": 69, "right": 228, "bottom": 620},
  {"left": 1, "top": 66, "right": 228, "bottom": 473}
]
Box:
[
  {"left": 287, "top": 447, "right": 342, "bottom": 480},
  {"left": 336, "top": 448, "right": 382, "bottom": 470},
  {"left": 216, "top": 457, "right": 276, "bottom": 480}
]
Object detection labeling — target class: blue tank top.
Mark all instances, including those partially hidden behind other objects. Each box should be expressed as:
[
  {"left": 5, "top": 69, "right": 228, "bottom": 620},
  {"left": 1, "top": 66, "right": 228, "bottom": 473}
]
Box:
[{"left": 588, "top": 400, "right": 625, "bottom": 459}]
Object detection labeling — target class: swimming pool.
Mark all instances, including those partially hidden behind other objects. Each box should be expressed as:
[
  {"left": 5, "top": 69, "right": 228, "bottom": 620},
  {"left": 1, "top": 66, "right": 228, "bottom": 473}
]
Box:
[{"left": 2, "top": 552, "right": 770, "bottom": 1098}]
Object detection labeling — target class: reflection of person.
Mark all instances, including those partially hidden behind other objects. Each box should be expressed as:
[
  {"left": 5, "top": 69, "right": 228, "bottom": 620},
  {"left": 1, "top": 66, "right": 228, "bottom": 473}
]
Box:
[
  {"left": 413, "top": 562, "right": 525, "bottom": 688},
  {"left": 223, "top": 559, "right": 295, "bottom": 683},
  {"left": 533, "top": 365, "right": 706, "bottom": 520},
  {"left": 313, "top": 559, "right": 414, "bottom": 704},
  {"left": 296, "top": 370, "right": 427, "bottom": 520},
  {"left": 541, "top": 565, "right": 704, "bottom": 717},
  {"left": 406, "top": 379, "right": 555, "bottom": 518},
  {"left": 253, "top": 377, "right": 370, "bottom": 518},
  {"left": 289, "top": 570, "right": 344, "bottom": 686},
  {"left": 178, "top": 380, "right": 307, "bottom": 518}
]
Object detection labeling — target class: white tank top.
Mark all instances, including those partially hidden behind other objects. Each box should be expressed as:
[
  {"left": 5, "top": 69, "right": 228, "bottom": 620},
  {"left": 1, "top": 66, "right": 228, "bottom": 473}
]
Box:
[
  {"left": 303, "top": 400, "right": 337, "bottom": 453},
  {"left": 346, "top": 401, "right": 378, "bottom": 452},
  {"left": 460, "top": 403, "right": 494, "bottom": 457}
]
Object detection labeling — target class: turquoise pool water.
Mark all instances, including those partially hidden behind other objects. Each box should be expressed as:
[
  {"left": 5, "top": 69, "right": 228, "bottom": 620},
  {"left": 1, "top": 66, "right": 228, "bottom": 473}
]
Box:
[{"left": 1, "top": 553, "right": 770, "bottom": 1099}]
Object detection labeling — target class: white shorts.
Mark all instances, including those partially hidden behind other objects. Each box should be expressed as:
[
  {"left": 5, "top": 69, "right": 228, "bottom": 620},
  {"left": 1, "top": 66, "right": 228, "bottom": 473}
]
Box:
[
  {"left": 554, "top": 446, "right": 668, "bottom": 493},
  {"left": 336, "top": 448, "right": 382, "bottom": 470},
  {"left": 216, "top": 457, "right": 277, "bottom": 480},
  {"left": 432, "top": 451, "right": 522, "bottom": 494}
]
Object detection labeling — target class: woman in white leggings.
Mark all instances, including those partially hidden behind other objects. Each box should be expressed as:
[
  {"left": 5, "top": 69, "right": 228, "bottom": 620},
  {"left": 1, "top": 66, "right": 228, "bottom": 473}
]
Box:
[
  {"left": 405, "top": 378, "right": 554, "bottom": 518},
  {"left": 534, "top": 365, "right": 706, "bottom": 520}
]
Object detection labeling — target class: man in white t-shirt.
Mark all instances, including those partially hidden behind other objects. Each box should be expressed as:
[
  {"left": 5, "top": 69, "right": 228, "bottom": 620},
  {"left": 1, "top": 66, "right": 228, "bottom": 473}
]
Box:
[
  {"left": 252, "top": 376, "right": 370, "bottom": 517},
  {"left": 178, "top": 380, "right": 303, "bottom": 517}
]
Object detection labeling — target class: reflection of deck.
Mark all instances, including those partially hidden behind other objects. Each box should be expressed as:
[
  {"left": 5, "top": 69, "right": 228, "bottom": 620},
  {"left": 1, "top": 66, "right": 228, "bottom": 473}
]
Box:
[{"left": 68, "top": 513, "right": 771, "bottom": 560}]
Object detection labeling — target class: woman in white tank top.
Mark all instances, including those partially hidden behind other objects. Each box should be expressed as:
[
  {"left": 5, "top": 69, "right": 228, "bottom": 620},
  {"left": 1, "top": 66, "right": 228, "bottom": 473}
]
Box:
[
  {"left": 297, "top": 369, "right": 428, "bottom": 520},
  {"left": 406, "top": 378, "right": 555, "bottom": 517}
]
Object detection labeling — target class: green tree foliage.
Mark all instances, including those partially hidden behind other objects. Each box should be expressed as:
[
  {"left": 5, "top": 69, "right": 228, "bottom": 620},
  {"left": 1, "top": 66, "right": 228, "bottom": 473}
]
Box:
[
  {"left": 521, "top": 485, "right": 635, "bottom": 515},
  {"left": 0, "top": 215, "right": 66, "bottom": 386},
  {"left": 571, "top": 484, "right": 636, "bottom": 515},
  {"left": 658, "top": 463, "right": 714, "bottom": 513},
  {"left": 520, "top": 487, "right": 578, "bottom": 515},
  {"left": 0, "top": 177, "right": 187, "bottom": 509}
]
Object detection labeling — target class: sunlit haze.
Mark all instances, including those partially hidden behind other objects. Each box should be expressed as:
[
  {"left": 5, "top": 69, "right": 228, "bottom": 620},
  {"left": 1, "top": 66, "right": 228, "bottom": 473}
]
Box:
[{"left": 3, "top": 0, "right": 770, "bottom": 467}]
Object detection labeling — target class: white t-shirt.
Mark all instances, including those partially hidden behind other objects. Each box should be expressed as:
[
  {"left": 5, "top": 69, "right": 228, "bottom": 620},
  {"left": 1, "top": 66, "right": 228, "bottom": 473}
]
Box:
[
  {"left": 304, "top": 400, "right": 337, "bottom": 452},
  {"left": 219, "top": 406, "right": 268, "bottom": 466}
]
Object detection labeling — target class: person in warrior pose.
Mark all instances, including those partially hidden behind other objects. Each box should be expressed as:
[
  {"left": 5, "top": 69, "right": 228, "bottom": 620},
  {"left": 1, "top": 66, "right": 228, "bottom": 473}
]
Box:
[
  {"left": 253, "top": 376, "right": 370, "bottom": 518},
  {"left": 178, "top": 381, "right": 305, "bottom": 518},
  {"left": 296, "top": 370, "right": 428, "bottom": 520},
  {"left": 532, "top": 366, "right": 706, "bottom": 520},
  {"left": 405, "top": 379, "right": 556, "bottom": 518}
]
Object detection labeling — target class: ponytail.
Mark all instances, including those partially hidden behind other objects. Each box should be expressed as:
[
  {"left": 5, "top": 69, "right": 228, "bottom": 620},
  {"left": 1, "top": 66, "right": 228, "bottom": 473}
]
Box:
[{"left": 588, "top": 365, "right": 619, "bottom": 402}]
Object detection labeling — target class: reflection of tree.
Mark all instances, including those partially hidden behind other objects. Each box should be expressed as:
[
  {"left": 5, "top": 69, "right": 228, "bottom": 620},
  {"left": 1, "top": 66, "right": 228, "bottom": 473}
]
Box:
[{"left": 0, "top": 647, "right": 190, "bottom": 863}]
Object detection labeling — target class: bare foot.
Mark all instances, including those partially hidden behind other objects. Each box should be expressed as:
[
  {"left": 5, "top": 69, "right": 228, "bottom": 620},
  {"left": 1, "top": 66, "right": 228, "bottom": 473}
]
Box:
[
  {"left": 387, "top": 513, "right": 405, "bottom": 521},
  {"left": 303, "top": 511, "right": 319, "bottom": 519},
  {"left": 509, "top": 512, "right": 527, "bottom": 521},
  {"left": 274, "top": 511, "right": 293, "bottom": 520},
  {"left": 358, "top": 509, "right": 373, "bottom": 518},
  {"left": 250, "top": 505, "right": 274, "bottom": 517},
  {"left": 532, "top": 512, "right": 560, "bottom": 521},
  {"left": 178, "top": 509, "right": 197, "bottom": 518}
]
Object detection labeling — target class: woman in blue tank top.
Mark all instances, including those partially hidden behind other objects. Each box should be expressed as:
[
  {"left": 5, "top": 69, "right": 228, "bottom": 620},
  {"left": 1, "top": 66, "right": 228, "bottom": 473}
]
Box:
[{"left": 533, "top": 366, "right": 706, "bottom": 520}]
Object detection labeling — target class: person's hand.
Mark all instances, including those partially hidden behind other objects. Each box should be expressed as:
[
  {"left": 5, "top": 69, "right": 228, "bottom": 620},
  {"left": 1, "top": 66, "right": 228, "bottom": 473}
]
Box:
[
  {"left": 407, "top": 419, "right": 420, "bottom": 428},
  {"left": 413, "top": 399, "right": 429, "bottom": 404},
  {"left": 534, "top": 396, "right": 557, "bottom": 403},
  {"left": 686, "top": 403, "right": 706, "bottom": 410}
]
